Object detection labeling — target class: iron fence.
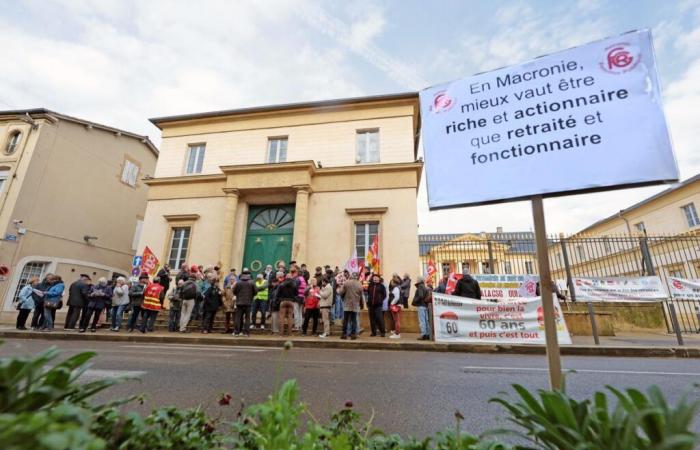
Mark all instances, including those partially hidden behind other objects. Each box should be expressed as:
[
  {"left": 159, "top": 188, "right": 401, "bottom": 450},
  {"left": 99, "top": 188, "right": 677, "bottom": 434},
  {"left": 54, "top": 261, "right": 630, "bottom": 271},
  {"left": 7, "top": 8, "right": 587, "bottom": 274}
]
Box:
[{"left": 419, "top": 233, "right": 700, "bottom": 333}]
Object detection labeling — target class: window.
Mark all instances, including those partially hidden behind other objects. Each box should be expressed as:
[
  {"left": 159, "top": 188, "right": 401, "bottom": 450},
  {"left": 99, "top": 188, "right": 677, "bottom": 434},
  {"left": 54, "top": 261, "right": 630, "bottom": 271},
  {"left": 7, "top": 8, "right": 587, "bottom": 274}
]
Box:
[
  {"left": 185, "top": 144, "right": 205, "bottom": 174},
  {"left": 576, "top": 245, "right": 585, "bottom": 261},
  {"left": 168, "top": 227, "right": 191, "bottom": 268},
  {"left": 603, "top": 236, "right": 612, "bottom": 253},
  {"left": 634, "top": 222, "right": 646, "bottom": 233},
  {"left": 669, "top": 268, "right": 685, "bottom": 278},
  {"left": 121, "top": 159, "right": 139, "bottom": 187},
  {"left": 354, "top": 222, "right": 378, "bottom": 266},
  {"left": 682, "top": 203, "right": 700, "bottom": 227},
  {"left": 132, "top": 219, "right": 143, "bottom": 251},
  {"left": 13, "top": 262, "right": 47, "bottom": 301},
  {"left": 481, "top": 262, "right": 491, "bottom": 274},
  {"left": 461, "top": 261, "right": 471, "bottom": 273},
  {"left": 0, "top": 169, "right": 8, "bottom": 194},
  {"left": 524, "top": 261, "right": 534, "bottom": 274},
  {"left": 441, "top": 262, "right": 452, "bottom": 276},
  {"left": 555, "top": 252, "right": 562, "bottom": 267},
  {"left": 267, "top": 138, "right": 288, "bottom": 163},
  {"left": 503, "top": 261, "right": 512, "bottom": 274},
  {"left": 355, "top": 129, "right": 379, "bottom": 164},
  {"left": 6, "top": 131, "right": 21, "bottom": 154}
]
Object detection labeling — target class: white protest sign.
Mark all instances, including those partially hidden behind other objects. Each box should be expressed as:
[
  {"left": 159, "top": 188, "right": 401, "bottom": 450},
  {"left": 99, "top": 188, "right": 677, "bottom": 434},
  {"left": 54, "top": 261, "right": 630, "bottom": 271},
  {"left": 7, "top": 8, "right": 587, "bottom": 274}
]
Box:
[
  {"left": 432, "top": 293, "right": 572, "bottom": 345},
  {"left": 473, "top": 274, "right": 539, "bottom": 301},
  {"left": 420, "top": 29, "right": 678, "bottom": 208},
  {"left": 669, "top": 277, "right": 700, "bottom": 300},
  {"left": 573, "top": 276, "right": 667, "bottom": 302}
]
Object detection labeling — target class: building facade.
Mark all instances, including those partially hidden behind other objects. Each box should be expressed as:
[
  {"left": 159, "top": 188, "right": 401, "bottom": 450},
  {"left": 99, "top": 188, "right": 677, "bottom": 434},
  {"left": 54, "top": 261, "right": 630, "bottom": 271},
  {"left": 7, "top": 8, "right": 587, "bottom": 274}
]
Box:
[
  {"left": 0, "top": 109, "right": 158, "bottom": 318},
  {"left": 139, "top": 93, "right": 422, "bottom": 280}
]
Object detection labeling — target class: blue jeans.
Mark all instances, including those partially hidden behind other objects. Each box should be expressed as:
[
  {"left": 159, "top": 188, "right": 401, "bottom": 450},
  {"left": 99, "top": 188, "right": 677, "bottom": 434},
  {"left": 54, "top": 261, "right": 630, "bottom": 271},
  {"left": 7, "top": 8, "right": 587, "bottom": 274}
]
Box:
[
  {"left": 342, "top": 311, "right": 358, "bottom": 336},
  {"left": 42, "top": 305, "right": 55, "bottom": 329},
  {"left": 418, "top": 306, "right": 431, "bottom": 337},
  {"left": 127, "top": 306, "right": 142, "bottom": 331},
  {"left": 111, "top": 304, "right": 127, "bottom": 329},
  {"left": 251, "top": 300, "right": 269, "bottom": 326},
  {"left": 333, "top": 294, "right": 344, "bottom": 321},
  {"left": 168, "top": 309, "right": 181, "bottom": 332}
]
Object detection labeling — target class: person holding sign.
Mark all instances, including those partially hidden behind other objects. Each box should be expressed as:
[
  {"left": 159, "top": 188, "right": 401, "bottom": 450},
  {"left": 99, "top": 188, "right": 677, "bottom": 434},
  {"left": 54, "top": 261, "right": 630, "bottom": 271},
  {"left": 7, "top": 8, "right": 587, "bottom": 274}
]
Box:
[{"left": 453, "top": 269, "right": 481, "bottom": 299}]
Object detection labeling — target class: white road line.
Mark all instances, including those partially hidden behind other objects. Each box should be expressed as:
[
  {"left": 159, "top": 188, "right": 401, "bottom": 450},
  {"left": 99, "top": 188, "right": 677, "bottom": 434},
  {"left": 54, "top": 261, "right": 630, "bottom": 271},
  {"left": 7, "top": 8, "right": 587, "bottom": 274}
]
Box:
[
  {"left": 120, "top": 344, "right": 272, "bottom": 352},
  {"left": 79, "top": 369, "right": 147, "bottom": 380},
  {"left": 284, "top": 359, "right": 358, "bottom": 365},
  {"left": 462, "top": 366, "right": 700, "bottom": 377}
]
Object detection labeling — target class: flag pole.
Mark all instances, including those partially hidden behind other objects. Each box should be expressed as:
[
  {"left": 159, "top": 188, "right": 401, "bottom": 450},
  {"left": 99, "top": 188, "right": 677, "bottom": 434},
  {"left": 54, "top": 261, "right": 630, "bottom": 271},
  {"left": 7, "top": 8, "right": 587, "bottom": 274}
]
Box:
[{"left": 531, "top": 195, "right": 563, "bottom": 390}]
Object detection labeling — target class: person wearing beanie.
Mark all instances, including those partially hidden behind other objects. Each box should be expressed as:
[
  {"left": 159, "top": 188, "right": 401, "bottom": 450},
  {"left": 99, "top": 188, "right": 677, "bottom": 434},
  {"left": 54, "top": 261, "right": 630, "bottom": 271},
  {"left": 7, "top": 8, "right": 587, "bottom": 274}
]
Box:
[
  {"left": 251, "top": 273, "right": 269, "bottom": 329},
  {"left": 232, "top": 268, "right": 257, "bottom": 336},
  {"left": 140, "top": 276, "right": 164, "bottom": 333},
  {"left": 126, "top": 274, "right": 149, "bottom": 332},
  {"left": 412, "top": 276, "right": 432, "bottom": 340}
]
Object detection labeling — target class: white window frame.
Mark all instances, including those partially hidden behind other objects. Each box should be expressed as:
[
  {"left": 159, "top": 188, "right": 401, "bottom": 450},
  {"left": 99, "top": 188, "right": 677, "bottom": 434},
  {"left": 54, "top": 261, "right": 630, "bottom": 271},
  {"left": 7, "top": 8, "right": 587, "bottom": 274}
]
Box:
[
  {"left": 168, "top": 227, "right": 191, "bottom": 268},
  {"left": 355, "top": 129, "right": 379, "bottom": 164},
  {"left": 6, "top": 131, "right": 22, "bottom": 154},
  {"left": 524, "top": 261, "right": 534, "bottom": 274},
  {"left": 503, "top": 261, "right": 512, "bottom": 274},
  {"left": 634, "top": 222, "right": 646, "bottom": 233},
  {"left": 681, "top": 203, "right": 700, "bottom": 228},
  {"left": 13, "top": 262, "right": 47, "bottom": 301},
  {"left": 185, "top": 144, "right": 206, "bottom": 174},
  {"left": 0, "top": 169, "right": 8, "bottom": 194},
  {"left": 132, "top": 219, "right": 143, "bottom": 251},
  {"left": 267, "top": 137, "right": 288, "bottom": 163},
  {"left": 121, "top": 159, "right": 139, "bottom": 187},
  {"left": 354, "top": 222, "right": 378, "bottom": 267}
]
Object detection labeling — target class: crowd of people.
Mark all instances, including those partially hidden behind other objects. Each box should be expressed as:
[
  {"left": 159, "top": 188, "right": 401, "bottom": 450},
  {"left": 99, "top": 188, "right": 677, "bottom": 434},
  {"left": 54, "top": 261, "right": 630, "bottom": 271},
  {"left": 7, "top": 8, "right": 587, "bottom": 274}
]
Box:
[{"left": 13, "top": 261, "right": 486, "bottom": 341}]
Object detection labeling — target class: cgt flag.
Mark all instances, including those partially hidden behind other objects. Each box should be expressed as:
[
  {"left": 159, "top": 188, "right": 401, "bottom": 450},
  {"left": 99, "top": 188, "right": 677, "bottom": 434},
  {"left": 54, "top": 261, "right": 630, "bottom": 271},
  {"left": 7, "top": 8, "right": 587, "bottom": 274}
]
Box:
[
  {"left": 426, "top": 259, "right": 437, "bottom": 284},
  {"left": 365, "top": 235, "right": 380, "bottom": 272},
  {"left": 141, "top": 246, "right": 159, "bottom": 276},
  {"left": 345, "top": 249, "right": 359, "bottom": 273}
]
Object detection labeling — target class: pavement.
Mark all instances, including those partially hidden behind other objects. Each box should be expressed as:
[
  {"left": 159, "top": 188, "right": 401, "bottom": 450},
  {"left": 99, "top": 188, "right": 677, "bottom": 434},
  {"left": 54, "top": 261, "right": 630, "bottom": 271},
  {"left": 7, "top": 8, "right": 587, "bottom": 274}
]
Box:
[
  {"left": 1, "top": 326, "right": 700, "bottom": 358},
  {"left": 1, "top": 337, "right": 699, "bottom": 439}
]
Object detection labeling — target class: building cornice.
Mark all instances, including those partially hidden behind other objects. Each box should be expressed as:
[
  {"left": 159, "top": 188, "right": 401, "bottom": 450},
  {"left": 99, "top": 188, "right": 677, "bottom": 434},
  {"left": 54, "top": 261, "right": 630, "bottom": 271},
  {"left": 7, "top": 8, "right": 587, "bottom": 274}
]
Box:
[{"left": 144, "top": 174, "right": 227, "bottom": 186}]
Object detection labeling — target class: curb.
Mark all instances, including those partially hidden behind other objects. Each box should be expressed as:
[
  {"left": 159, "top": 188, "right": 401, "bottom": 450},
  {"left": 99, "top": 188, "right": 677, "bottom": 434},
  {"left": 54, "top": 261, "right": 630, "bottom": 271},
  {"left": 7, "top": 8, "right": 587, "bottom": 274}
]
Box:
[{"left": 1, "top": 330, "right": 698, "bottom": 358}]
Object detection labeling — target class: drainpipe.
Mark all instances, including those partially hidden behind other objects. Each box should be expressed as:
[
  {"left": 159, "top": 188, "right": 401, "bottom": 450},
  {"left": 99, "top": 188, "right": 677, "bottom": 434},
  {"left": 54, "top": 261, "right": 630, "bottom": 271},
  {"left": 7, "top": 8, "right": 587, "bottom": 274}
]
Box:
[{"left": 618, "top": 210, "right": 632, "bottom": 237}]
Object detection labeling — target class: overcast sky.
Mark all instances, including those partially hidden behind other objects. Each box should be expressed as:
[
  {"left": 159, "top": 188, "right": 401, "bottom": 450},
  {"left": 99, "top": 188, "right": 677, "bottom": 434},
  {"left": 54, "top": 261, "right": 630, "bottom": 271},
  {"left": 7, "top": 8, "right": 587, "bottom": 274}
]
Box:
[{"left": 2, "top": 0, "right": 698, "bottom": 234}]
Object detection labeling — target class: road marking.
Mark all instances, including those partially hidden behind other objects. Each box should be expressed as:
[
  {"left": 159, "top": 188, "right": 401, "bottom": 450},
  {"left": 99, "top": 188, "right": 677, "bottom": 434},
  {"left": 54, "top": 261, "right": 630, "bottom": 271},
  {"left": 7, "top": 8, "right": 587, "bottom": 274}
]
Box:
[
  {"left": 120, "top": 344, "right": 273, "bottom": 352},
  {"left": 461, "top": 366, "right": 700, "bottom": 377},
  {"left": 79, "top": 369, "right": 147, "bottom": 380},
  {"left": 284, "top": 359, "right": 358, "bottom": 365}
]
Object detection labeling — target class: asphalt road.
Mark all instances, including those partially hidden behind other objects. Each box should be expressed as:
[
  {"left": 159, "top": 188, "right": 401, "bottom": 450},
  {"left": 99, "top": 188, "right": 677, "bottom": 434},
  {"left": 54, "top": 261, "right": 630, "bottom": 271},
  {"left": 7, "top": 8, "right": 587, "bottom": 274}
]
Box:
[{"left": 2, "top": 337, "right": 699, "bottom": 440}]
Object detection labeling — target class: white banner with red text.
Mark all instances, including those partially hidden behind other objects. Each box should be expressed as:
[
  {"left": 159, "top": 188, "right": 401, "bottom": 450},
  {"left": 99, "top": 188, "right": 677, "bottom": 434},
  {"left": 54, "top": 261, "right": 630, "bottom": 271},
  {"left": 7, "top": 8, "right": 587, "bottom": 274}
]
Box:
[
  {"left": 472, "top": 274, "right": 539, "bottom": 301},
  {"left": 572, "top": 276, "right": 667, "bottom": 302},
  {"left": 668, "top": 277, "right": 700, "bottom": 300},
  {"left": 432, "top": 293, "right": 572, "bottom": 345}
]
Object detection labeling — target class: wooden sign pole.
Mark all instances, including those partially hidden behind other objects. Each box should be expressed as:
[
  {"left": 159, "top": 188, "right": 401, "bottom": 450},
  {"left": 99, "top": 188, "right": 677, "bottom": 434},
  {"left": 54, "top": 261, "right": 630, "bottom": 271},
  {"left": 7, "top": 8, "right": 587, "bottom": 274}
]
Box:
[{"left": 531, "top": 195, "right": 563, "bottom": 390}]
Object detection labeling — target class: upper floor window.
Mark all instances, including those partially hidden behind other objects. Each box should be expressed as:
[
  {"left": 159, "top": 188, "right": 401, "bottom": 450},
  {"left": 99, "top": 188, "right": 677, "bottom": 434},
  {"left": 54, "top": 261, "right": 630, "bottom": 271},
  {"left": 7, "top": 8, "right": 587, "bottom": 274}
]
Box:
[
  {"left": 524, "top": 261, "right": 534, "bottom": 274},
  {"left": 356, "top": 129, "right": 379, "bottom": 164},
  {"left": 0, "top": 169, "right": 8, "bottom": 194},
  {"left": 6, "top": 131, "right": 22, "bottom": 154},
  {"left": 503, "top": 261, "right": 512, "bottom": 274},
  {"left": 121, "top": 159, "right": 139, "bottom": 187},
  {"left": 267, "top": 137, "right": 288, "bottom": 163},
  {"left": 681, "top": 203, "right": 700, "bottom": 227},
  {"left": 634, "top": 222, "right": 646, "bottom": 233},
  {"left": 185, "top": 144, "right": 205, "bottom": 174}
]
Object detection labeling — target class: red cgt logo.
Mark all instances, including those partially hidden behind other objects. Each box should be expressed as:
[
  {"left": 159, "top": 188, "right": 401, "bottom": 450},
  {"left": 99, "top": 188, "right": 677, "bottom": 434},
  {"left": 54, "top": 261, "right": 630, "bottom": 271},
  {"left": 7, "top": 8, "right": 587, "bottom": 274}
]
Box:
[
  {"left": 672, "top": 279, "right": 683, "bottom": 290},
  {"left": 600, "top": 42, "right": 640, "bottom": 74},
  {"left": 431, "top": 91, "right": 454, "bottom": 113}
]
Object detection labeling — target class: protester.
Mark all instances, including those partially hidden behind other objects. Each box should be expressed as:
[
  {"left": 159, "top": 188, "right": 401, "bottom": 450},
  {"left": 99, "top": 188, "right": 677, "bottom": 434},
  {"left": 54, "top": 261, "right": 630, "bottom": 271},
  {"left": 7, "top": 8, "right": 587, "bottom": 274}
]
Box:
[
  {"left": 389, "top": 275, "right": 402, "bottom": 339},
  {"left": 41, "top": 275, "right": 64, "bottom": 331},
  {"left": 291, "top": 267, "right": 306, "bottom": 331},
  {"left": 435, "top": 274, "right": 449, "bottom": 294},
  {"left": 302, "top": 277, "right": 321, "bottom": 335},
  {"left": 412, "top": 276, "right": 432, "bottom": 341},
  {"left": 221, "top": 276, "right": 235, "bottom": 334},
  {"left": 313, "top": 266, "right": 324, "bottom": 286},
  {"left": 80, "top": 277, "right": 111, "bottom": 333},
  {"left": 339, "top": 272, "right": 362, "bottom": 340},
  {"left": 110, "top": 277, "right": 130, "bottom": 331},
  {"left": 277, "top": 273, "right": 297, "bottom": 336},
  {"left": 179, "top": 274, "right": 199, "bottom": 333},
  {"left": 64, "top": 274, "right": 91, "bottom": 329},
  {"left": 15, "top": 277, "right": 38, "bottom": 330},
  {"left": 232, "top": 268, "right": 256, "bottom": 336},
  {"left": 333, "top": 270, "right": 347, "bottom": 323},
  {"left": 318, "top": 277, "right": 333, "bottom": 338},
  {"left": 300, "top": 263, "right": 311, "bottom": 283},
  {"left": 269, "top": 270, "right": 284, "bottom": 334},
  {"left": 193, "top": 265, "right": 205, "bottom": 321},
  {"left": 251, "top": 273, "right": 268, "bottom": 329},
  {"left": 366, "top": 273, "right": 387, "bottom": 337},
  {"left": 140, "top": 277, "right": 164, "bottom": 333},
  {"left": 176, "top": 263, "right": 190, "bottom": 283},
  {"left": 168, "top": 280, "right": 184, "bottom": 332},
  {"left": 399, "top": 273, "right": 412, "bottom": 308},
  {"left": 30, "top": 275, "right": 51, "bottom": 330},
  {"left": 157, "top": 264, "right": 171, "bottom": 305},
  {"left": 454, "top": 269, "right": 481, "bottom": 299},
  {"left": 201, "top": 274, "right": 222, "bottom": 333},
  {"left": 127, "top": 274, "right": 149, "bottom": 332},
  {"left": 536, "top": 279, "right": 567, "bottom": 300}
]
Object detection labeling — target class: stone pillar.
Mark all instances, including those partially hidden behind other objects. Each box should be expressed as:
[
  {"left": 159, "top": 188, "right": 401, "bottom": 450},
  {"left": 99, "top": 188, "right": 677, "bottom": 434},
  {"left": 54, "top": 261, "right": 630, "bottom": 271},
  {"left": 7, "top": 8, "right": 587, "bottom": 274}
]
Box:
[
  {"left": 219, "top": 188, "right": 240, "bottom": 273},
  {"left": 291, "top": 185, "right": 311, "bottom": 264}
]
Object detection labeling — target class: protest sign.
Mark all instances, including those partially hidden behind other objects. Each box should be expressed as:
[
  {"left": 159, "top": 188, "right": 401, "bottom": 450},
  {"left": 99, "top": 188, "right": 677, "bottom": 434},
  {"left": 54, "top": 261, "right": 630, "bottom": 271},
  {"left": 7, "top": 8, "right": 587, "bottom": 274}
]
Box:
[
  {"left": 573, "top": 276, "right": 667, "bottom": 301},
  {"left": 432, "top": 293, "right": 572, "bottom": 345},
  {"left": 472, "top": 274, "right": 539, "bottom": 301},
  {"left": 420, "top": 29, "right": 677, "bottom": 209},
  {"left": 668, "top": 277, "right": 700, "bottom": 300}
]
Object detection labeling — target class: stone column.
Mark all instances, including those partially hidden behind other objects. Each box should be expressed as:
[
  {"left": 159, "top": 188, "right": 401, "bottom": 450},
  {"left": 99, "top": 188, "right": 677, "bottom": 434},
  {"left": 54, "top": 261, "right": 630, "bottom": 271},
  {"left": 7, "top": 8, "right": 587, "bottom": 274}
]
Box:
[
  {"left": 291, "top": 185, "right": 311, "bottom": 264},
  {"left": 219, "top": 188, "right": 240, "bottom": 273}
]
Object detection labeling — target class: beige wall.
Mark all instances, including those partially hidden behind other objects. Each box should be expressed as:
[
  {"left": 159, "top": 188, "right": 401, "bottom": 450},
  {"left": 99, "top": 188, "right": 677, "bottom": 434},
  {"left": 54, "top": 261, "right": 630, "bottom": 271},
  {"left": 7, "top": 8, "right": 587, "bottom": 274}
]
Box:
[
  {"left": 155, "top": 109, "right": 416, "bottom": 178},
  {"left": 0, "top": 116, "right": 157, "bottom": 313}
]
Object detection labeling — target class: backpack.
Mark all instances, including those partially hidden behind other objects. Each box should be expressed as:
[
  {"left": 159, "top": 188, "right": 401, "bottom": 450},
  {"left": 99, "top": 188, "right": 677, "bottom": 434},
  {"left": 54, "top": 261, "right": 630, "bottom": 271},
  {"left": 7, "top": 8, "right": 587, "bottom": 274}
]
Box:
[{"left": 181, "top": 281, "right": 197, "bottom": 300}]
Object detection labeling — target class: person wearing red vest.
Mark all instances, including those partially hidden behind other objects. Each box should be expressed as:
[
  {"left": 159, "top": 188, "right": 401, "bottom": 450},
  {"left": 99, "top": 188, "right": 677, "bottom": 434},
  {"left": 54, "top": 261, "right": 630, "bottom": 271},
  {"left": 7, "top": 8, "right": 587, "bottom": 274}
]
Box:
[{"left": 140, "top": 277, "right": 164, "bottom": 333}]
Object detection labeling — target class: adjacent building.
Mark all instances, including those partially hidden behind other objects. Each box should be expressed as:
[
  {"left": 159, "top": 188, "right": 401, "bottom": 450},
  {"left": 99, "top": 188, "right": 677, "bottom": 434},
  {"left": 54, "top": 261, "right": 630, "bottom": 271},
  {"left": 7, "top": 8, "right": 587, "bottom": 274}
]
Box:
[
  {"left": 0, "top": 109, "right": 158, "bottom": 319},
  {"left": 138, "top": 93, "right": 422, "bottom": 279}
]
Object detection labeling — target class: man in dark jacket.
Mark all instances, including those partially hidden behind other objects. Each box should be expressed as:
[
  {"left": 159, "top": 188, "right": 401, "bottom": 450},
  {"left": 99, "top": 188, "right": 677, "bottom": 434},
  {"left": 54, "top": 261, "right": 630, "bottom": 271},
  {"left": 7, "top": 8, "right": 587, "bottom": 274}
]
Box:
[
  {"left": 454, "top": 270, "right": 481, "bottom": 299},
  {"left": 435, "top": 275, "right": 449, "bottom": 294},
  {"left": 156, "top": 264, "right": 171, "bottom": 304},
  {"left": 366, "top": 274, "right": 387, "bottom": 337},
  {"left": 276, "top": 274, "right": 298, "bottom": 336},
  {"left": 399, "top": 274, "right": 411, "bottom": 308},
  {"left": 127, "top": 274, "right": 149, "bottom": 332},
  {"left": 30, "top": 276, "right": 52, "bottom": 330},
  {"left": 412, "top": 276, "right": 432, "bottom": 340},
  {"left": 232, "top": 268, "right": 257, "bottom": 336},
  {"left": 64, "top": 274, "right": 91, "bottom": 329}
]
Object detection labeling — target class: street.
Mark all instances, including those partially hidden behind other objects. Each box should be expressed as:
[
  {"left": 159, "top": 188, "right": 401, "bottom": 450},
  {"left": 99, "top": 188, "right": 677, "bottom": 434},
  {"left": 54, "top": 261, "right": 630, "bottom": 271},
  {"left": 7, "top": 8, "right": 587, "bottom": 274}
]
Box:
[{"left": 2, "top": 337, "right": 699, "bottom": 439}]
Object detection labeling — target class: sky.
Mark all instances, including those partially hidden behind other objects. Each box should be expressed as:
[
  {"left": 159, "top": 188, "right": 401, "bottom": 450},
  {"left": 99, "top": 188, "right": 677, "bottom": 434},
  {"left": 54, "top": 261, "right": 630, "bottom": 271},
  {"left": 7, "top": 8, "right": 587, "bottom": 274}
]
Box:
[{"left": 1, "top": 0, "right": 699, "bottom": 235}]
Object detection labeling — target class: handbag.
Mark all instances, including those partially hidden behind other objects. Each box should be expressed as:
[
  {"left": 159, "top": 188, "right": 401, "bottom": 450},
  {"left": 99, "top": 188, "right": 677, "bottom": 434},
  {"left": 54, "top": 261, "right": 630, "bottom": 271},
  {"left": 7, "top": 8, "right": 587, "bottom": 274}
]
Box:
[{"left": 390, "top": 304, "right": 401, "bottom": 314}]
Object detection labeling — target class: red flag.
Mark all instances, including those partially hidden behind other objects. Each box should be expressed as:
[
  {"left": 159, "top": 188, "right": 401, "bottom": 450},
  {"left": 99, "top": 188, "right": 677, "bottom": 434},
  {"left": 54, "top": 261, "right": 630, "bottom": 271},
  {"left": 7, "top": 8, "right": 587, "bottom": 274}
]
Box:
[
  {"left": 365, "top": 235, "right": 380, "bottom": 271},
  {"left": 141, "top": 246, "right": 159, "bottom": 276},
  {"left": 445, "top": 272, "right": 463, "bottom": 295},
  {"left": 426, "top": 259, "right": 437, "bottom": 284}
]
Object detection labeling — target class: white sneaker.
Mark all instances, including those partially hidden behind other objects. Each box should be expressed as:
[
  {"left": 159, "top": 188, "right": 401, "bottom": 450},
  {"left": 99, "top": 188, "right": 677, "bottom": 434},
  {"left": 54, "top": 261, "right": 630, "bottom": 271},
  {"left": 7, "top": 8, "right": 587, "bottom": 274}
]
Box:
[
  {"left": 390, "top": 331, "right": 396, "bottom": 335},
  {"left": 389, "top": 334, "right": 401, "bottom": 339},
  {"left": 319, "top": 333, "right": 328, "bottom": 339},
  {"left": 260, "top": 325, "right": 265, "bottom": 330},
  {"left": 232, "top": 332, "right": 239, "bottom": 336},
  {"left": 249, "top": 324, "right": 255, "bottom": 329}
]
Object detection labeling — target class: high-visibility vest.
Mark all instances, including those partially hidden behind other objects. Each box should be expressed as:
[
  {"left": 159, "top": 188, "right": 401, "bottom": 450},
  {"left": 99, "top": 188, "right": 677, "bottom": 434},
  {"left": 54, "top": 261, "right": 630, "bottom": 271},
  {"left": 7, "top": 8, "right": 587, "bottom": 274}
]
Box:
[{"left": 142, "top": 283, "right": 164, "bottom": 311}]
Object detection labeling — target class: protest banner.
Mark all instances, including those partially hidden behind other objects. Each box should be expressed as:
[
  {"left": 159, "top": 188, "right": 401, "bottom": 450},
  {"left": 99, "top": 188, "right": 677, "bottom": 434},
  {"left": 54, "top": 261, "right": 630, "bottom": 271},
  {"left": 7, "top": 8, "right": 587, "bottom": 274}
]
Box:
[
  {"left": 668, "top": 277, "right": 700, "bottom": 300},
  {"left": 432, "top": 293, "right": 572, "bottom": 345},
  {"left": 473, "top": 274, "right": 539, "bottom": 301},
  {"left": 573, "top": 276, "right": 667, "bottom": 301}
]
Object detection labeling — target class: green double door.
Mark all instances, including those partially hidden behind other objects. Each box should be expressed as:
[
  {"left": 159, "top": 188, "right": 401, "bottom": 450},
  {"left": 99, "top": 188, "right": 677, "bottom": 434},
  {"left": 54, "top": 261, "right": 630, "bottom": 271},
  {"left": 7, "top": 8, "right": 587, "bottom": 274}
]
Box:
[{"left": 242, "top": 205, "right": 294, "bottom": 275}]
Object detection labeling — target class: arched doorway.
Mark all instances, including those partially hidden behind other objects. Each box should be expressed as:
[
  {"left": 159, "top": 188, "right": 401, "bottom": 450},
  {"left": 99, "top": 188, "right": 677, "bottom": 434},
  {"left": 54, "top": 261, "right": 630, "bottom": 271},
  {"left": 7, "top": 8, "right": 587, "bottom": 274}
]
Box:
[{"left": 242, "top": 205, "right": 294, "bottom": 275}]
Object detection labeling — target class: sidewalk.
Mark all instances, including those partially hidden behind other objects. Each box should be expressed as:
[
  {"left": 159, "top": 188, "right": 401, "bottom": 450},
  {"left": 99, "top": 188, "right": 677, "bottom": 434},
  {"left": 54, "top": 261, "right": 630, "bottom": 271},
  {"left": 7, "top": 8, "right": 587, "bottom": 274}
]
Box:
[{"left": 1, "top": 326, "right": 699, "bottom": 358}]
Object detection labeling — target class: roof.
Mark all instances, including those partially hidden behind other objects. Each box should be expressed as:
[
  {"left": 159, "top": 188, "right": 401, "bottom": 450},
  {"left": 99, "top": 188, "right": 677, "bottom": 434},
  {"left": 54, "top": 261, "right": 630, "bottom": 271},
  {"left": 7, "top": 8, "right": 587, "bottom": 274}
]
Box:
[
  {"left": 576, "top": 172, "right": 700, "bottom": 235},
  {"left": 148, "top": 92, "right": 419, "bottom": 127},
  {"left": 0, "top": 108, "right": 159, "bottom": 156},
  {"left": 418, "top": 232, "right": 536, "bottom": 256}
]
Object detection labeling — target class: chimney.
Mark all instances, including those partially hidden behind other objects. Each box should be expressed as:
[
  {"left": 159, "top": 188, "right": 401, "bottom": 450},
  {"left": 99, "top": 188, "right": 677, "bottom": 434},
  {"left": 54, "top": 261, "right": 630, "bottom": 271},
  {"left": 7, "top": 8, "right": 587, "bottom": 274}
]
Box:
[{"left": 496, "top": 226, "right": 503, "bottom": 234}]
